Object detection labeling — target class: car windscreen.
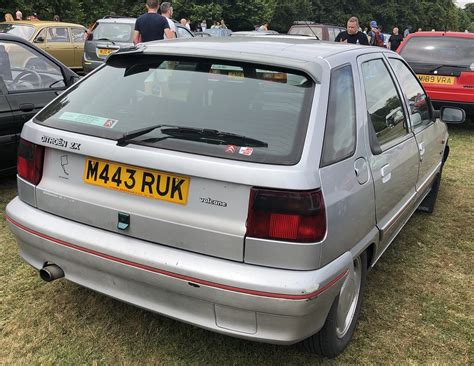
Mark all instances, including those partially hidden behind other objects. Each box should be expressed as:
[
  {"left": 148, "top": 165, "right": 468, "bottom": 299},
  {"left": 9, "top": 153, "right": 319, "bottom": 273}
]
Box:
[
  {"left": 399, "top": 36, "right": 474, "bottom": 67},
  {"left": 35, "top": 56, "right": 315, "bottom": 165},
  {"left": 92, "top": 22, "right": 134, "bottom": 43},
  {"left": 0, "top": 24, "right": 35, "bottom": 40}
]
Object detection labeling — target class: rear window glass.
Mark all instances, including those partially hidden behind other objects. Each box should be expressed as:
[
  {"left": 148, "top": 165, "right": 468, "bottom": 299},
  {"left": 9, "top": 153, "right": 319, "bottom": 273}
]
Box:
[
  {"left": 288, "top": 26, "right": 323, "bottom": 40},
  {"left": 92, "top": 23, "right": 134, "bottom": 43},
  {"left": 399, "top": 36, "right": 474, "bottom": 67},
  {"left": 0, "top": 24, "right": 35, "bottom": 40},
  {"left": 35, "top": 56, "right": 315, "bottom": 165}
]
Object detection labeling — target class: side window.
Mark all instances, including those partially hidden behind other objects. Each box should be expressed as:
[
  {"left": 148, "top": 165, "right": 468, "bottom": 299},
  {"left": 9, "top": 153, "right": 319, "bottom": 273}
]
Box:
[
  {"left": 321, "top": 65, "right": 356, "bottom": 166},
  {"left": 362, "top": 58, "right": 408, "bottom": 148},
  {"left": 388, "top": 58, "right": 431, "bottom": 128},
  {"left": 176, "top": 27, "right": 193, "bottom": 39},
  {"left": 47, "top": 27, "right": 70, "bottom": 43},
  {"left": 0, "top": 41, "right": 65, "bottom": 92},
  {"left": 71, "top": 28, "right": 86, "bottom": 43},
  {"left": 35, "top": 28, "right": 47, "bottom": 42}
]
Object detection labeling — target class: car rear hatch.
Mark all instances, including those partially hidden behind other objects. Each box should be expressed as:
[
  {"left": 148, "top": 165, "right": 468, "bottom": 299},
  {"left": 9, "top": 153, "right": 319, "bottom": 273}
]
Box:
[
  {"left": 27, "top": 53, "right": 318, "bottom": 262},
  {"left": 399, "top": 35, "right": 474, "bottom": 103},
  {"left": 85, "top": 21, "right": 134, "bottom": 61}
]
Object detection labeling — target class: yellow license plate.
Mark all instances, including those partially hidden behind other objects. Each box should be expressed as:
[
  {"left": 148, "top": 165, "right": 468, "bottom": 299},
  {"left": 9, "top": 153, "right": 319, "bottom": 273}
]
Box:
[
  {"left": 83, "top": 158, "right": 190, "bottom": 205},
  {"left": 417, "top": 74, "right": 455, "bottom": 85},
  {"left": 97, "top": 48, "right": 113, "bottom": 57}
]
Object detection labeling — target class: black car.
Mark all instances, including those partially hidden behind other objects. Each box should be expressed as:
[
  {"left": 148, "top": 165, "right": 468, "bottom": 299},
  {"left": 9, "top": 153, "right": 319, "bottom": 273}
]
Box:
[{"left": 0, "top": 33, "right": 78, "bottom": 176}]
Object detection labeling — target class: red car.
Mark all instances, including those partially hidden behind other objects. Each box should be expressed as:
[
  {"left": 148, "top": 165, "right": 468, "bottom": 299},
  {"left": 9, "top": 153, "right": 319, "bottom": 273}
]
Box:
[{"left": 397, "top": 31, "right": 474, "bottom": 118}]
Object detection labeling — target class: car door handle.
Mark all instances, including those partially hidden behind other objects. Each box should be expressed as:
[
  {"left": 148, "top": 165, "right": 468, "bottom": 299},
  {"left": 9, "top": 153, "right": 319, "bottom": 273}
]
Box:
[
  {"left": 19, "top": 103, "right": 35, "bottom": 112},
  {"left": 381, "top": 164, "right": 391, "bottom": 184}
]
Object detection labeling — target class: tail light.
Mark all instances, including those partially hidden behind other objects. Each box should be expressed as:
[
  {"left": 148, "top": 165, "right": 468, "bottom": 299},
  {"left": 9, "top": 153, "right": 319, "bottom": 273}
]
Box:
[
  {"left": 246, "top": 188, "right": 326, "bottom": 243},
  {"left": 17, "top": 138, "right": 44, "bottom": 185}
]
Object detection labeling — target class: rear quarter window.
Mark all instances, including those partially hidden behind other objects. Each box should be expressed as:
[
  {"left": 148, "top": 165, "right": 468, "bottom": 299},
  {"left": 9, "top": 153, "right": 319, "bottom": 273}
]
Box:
[{"left": 321, "top": 64, "right": 356, "bottom": 166}]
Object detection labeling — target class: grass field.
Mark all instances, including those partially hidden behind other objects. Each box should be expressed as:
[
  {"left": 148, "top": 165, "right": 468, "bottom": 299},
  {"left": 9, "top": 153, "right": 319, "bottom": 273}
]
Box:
[{"left": 1, "top": 123, "right": 473, "bottom": 364}]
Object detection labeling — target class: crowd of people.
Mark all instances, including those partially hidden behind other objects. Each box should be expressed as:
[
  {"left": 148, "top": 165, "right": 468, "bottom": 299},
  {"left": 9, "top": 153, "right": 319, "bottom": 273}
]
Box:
[
  {"left": 3, "top": 1, "right": 446, "bottom": 50},
  {"left": 3, "top": 9, "right": 42, "bottom": 22},
  {"left": 335, "top": 16, "right": 416, "bottom": 51}
]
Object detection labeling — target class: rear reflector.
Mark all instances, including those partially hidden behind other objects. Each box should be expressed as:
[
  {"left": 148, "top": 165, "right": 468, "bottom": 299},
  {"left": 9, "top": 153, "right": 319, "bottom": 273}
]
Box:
[
  {"left": 17, "top": 138, "right": 44, "bottom": 185},
  {"left": 246, "top": 188, "right": 326, "bottom": 243}
]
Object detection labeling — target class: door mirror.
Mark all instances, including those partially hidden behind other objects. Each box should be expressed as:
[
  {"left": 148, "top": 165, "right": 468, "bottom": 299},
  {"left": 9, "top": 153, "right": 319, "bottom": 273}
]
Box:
[
  {"left": 440, "top": 107, "right": 465, "bottom": 124},
  {"left": 35, "top": 36, "right": 45, "bottom": 43},
  {"left": 69, "top": 75, "right": 81, "bottom": 84}
]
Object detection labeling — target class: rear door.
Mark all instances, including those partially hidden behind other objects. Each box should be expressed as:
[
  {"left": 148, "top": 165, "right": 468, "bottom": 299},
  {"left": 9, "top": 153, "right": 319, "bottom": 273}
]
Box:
[
  {"left": 0, "top": 84, "right": 16, "bottom": 173},
  {"left": 71, "top": 27, "right": 86, "bottom": 68},
  {"left": 2, "top": 40, "right": 66, "bottom": 143},
  {"left": 32, "top": 57, "right": 315, "bottom": 262},
  {"left": 45, "top": 27, "right": 74, "bottom": 67},
  {"left": 358, "top": 54, "right": 420, "bottom": 256},
  {"left": 387, "top": 57, "right": 446, "bottom": 194}
]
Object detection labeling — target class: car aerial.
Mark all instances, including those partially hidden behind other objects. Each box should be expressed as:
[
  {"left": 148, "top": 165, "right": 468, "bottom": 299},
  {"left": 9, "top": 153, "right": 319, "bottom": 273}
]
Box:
[
  {"left": 83, "top": 16, "right": 194, "bottom": 74},
  {"left": 287, "top": 21, "right": 345, "bottom": 41},
  {"left": 0, "top": 21, "right": 87, "bottom": 70},
  {"left": 5, "top": 38, "right": 465, "bottom": 357},
  {"left": 397, "top": 31, "right": 474, "bottom": 118},
  {"left": 0, "top": 33, "right": 78, "bottom": 176}
]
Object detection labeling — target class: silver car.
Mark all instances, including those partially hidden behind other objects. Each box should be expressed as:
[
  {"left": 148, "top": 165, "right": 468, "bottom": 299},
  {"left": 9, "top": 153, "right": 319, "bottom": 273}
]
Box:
[
  {"left": 82, "top": 16, "right": 194, "bottom": 74},
  {"left": 6, "top": 38, "right": 464, "bottom": 357}
]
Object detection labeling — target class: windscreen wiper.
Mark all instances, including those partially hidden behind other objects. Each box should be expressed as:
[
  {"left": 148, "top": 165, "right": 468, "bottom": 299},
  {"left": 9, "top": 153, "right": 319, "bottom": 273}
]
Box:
[
  {"left": 117, "top": 124, "right": 175, "bottom": 146},
  {"left": 97, "top": 38, "right": 116, "bottom": 45},
  {"left": 429, "top": 64, "right": 468, "bottom": 73},
  {"left": 156, "top": 127, "right": 268, "bottom": 147},
  {"left": 117, "top": 125, "right": 268, "bottom": 148}
]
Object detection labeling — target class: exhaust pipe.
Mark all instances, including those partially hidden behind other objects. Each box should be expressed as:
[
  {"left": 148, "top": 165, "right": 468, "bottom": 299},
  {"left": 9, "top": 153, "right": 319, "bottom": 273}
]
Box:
[{"left": 39, "top": 264, "right": 64, "bottom": 282}]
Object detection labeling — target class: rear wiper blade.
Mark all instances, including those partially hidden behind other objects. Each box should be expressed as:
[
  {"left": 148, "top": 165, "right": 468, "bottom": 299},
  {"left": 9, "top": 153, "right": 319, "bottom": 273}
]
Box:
[
  {"left": 97, "top": 38, "right": 116, "bottom": 45},
  {"left": 158, "top": 127, "right": 268, "bottom": 148},
  {"left": 117, "top": 125, "right": 268, "bottom": 148},
  {"left": 429, "top": 64, "right": 468, "bottom": 73},
  {"left": 117, "top": 124, "right": 175, "bottom": 146}
]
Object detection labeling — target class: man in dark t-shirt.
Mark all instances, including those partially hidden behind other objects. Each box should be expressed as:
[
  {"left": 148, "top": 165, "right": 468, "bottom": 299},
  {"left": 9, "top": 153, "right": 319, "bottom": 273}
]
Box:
[
  {"left": 388, "top": 27, "right": 404, "bottom": 51},
  {"left": 133, "top": 0, "right": 173, "bottom": 44},
  {"left": 335, "top": 16, "right": 369, "bottom": 45}
]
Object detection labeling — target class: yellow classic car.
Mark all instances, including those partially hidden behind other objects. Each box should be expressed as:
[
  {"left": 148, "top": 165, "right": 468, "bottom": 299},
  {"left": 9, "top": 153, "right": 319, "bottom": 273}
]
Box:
[{"left": 0, "top": 21, "right": 87, "bottom": 70}]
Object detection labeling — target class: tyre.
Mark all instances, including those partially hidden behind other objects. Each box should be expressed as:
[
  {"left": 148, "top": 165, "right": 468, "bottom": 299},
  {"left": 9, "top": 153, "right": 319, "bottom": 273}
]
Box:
[
  {"left": 302, "top": 251, "right": 367, "bottom": 358},
  {"left": 417, "top": 171, "right": 441, "bottom": 213},
  {"left": 418, "top": 144, "right": 447, "bottom": 213}
]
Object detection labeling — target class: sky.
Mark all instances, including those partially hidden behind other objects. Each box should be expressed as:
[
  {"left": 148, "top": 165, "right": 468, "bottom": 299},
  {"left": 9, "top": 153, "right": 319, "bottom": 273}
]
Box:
[{"left": 455, "top": 0, "right": 473, "bottom": 8}]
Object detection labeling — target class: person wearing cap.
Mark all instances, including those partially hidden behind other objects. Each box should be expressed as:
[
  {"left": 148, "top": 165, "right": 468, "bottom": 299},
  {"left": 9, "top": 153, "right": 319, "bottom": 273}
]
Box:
[
  {"left": 335, "top": 16, "right": 369, "bottom": 45},
  {"left": 368, "top": 20, "right": 384, "bottom": 47}
]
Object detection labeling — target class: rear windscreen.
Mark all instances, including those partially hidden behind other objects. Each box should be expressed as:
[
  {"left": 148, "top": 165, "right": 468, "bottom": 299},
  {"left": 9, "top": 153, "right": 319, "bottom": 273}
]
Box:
[
  {"left": 35, "top": 56, "right": 315, "bottom": 165},
  {"left": 92, "top": 23, "right": 134, "bottom": 43},
  {"left": 399, "top": 36, "right": 474, "bottom": 67},
  {"left": 288, "top": 26, "right": 323, "bottom": 40}
]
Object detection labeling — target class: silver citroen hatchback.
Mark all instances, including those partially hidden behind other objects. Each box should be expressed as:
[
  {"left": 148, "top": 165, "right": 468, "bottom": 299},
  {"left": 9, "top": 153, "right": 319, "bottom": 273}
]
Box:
[{"left": 6, "top": 38, "right": 464, "bottom": 357}]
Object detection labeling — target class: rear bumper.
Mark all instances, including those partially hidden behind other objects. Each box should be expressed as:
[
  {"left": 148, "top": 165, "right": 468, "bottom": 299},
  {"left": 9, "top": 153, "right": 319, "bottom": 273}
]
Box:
[{"left": 6, "top": 196, "right": 351, "bottom": 345}]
